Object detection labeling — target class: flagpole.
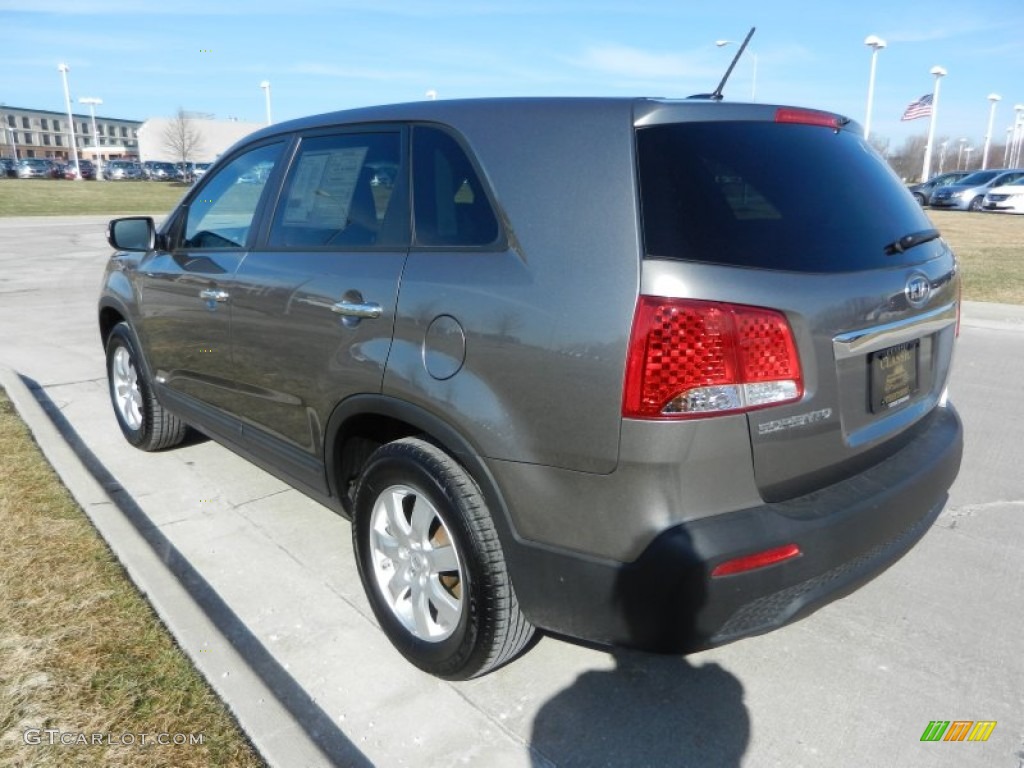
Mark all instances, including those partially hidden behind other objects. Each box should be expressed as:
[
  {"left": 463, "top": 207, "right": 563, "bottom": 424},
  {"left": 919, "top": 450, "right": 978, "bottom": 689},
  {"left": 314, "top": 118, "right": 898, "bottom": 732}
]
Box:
[{"left": 920, "top": 66, "right": 947, "bottom": 182}]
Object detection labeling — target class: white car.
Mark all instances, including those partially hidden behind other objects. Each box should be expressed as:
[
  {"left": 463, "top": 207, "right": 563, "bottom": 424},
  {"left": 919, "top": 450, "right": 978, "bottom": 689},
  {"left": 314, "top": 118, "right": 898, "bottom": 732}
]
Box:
[{"left": 982, "top": 177, "right": 1024, "bottom": 213}]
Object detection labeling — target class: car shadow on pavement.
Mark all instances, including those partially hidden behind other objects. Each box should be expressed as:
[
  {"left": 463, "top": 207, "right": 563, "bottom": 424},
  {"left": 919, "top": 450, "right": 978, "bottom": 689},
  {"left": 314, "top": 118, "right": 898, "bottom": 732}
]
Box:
[
  {"left": 529, "top": 650, "right": 748, "bottom": 767},
  {"left": 529, "top": 528, "right": 750, "bottom": 767},
  {"left": 26, "top": 376, "right": 372, "bottom": 768}
]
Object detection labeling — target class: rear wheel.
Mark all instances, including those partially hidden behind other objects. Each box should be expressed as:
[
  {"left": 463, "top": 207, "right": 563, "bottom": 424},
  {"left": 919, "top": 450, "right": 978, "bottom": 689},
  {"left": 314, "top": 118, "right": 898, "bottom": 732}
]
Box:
[
  {"left": 353, "top": 437, "right": 534, "bottom": 679},
  {"left": 105, "top": 322, "right": 187, "bottom": 451}
]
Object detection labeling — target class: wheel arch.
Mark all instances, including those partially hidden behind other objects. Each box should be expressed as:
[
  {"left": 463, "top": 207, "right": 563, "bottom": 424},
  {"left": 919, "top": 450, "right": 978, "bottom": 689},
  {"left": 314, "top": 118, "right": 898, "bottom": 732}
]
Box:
[
  {"left": 98, "top": 301, "right": 160, "bottom": 393},
  {"left": 324, "top": 395, "right": 520, "bottom": 546}
]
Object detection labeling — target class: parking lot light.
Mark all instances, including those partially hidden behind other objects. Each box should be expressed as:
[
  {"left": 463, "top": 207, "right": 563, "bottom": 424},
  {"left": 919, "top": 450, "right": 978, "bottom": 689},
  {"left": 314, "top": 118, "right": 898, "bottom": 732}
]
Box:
[
  {"left": 58, "top": 63, "right": 82, "bottom": 181},
  {"left": 79, "top": 97, "right": 103, "bottom": 181},
  {"left": 863, "top": 35, "right": 886, "bottom": 141},
  {"left": 260, "top": 80, "right": 272, "bottom": 125},
  {"left": 981, "top": 94, "right": 1001, "bottom": 170}
]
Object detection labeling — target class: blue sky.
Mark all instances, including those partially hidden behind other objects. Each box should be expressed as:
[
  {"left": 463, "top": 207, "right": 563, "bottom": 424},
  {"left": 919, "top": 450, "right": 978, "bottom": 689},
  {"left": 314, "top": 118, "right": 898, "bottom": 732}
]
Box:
[{"left": 2, "top": 0, "right": 1023, "bottom": 154}]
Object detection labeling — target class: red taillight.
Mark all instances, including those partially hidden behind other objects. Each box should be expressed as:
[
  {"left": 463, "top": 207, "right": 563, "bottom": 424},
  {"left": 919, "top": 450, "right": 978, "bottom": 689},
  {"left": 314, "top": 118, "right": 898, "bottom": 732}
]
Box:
[
  {"left": 623, "top": 297, "right": 803, "bottom": 419},
  {"left": 775, "top": 107, "right": 841, "bottom": 129},
  {"left": 710, "top": 544, "right": 802, "bottom": 577}
]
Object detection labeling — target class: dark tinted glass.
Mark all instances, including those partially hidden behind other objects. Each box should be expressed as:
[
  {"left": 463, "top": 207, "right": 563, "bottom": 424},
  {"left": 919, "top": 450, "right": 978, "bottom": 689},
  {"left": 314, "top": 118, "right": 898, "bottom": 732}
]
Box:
[
  {"left": 956, "top": 171, "right": 1001, "bottom": 185},
  {"left": 637, "top": 122, "right": 937, "bottom": 272},
  {"left": 413, "top": 127, "right": 499, "bottom": 247}
]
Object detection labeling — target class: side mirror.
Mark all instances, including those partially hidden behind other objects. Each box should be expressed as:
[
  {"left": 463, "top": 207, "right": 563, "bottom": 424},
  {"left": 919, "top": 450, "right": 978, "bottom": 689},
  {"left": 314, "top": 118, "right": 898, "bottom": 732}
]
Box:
[{"left": 107, "top": 216, "right": 156, "bottom": 251}]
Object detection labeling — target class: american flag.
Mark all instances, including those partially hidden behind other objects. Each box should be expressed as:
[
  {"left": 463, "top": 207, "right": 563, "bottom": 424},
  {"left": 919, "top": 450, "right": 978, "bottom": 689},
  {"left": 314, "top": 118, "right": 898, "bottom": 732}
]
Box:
[{"left": 901, "top": 94, "right": 933, "bottom": 121}]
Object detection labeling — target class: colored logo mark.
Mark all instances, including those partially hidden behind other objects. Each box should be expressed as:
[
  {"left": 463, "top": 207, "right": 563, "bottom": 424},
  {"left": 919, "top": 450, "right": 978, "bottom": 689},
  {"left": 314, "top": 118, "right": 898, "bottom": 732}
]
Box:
[{"left": 921, "top": 720, "right": 996, "bottom": 742}]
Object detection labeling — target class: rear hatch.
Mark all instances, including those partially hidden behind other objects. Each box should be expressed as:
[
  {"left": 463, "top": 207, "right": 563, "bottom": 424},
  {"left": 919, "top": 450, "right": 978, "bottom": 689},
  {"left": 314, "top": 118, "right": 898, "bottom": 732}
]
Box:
[{"left": 632, "top": 101, "right": 959, "bottom": 501}]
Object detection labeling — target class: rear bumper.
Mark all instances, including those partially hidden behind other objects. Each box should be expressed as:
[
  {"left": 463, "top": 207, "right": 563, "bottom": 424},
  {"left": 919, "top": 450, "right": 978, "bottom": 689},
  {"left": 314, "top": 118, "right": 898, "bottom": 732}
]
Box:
[{"left": 507, "top": 403, "right": 963, "bottom": 653}]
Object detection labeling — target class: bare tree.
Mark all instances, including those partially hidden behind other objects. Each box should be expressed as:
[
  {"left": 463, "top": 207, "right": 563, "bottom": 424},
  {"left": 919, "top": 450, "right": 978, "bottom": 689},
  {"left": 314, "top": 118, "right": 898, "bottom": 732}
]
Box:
[
  {"left": 162, "top": 108, "right": 203, "bottom": 176},
  {"left": 886, "top": 134, "right": 929, "bottom": 181}
]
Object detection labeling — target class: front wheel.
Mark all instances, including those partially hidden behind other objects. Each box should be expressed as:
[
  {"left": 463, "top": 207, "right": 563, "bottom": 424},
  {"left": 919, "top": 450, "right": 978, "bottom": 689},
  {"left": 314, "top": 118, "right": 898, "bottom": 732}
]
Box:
[
  {"left": 353, "top": 438, "right": 534, "bottom": 679},
  {"left": 105, "top": 322, "right": 187, "bottom": 451},
  {"left": 968, "top": 196, "right": 984, "bottom": 212}
]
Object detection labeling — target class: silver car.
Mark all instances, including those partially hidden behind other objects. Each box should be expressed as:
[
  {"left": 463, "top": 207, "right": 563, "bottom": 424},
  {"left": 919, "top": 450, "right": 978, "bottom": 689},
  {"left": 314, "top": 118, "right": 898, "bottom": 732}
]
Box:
[
  {"left": 930, "top": 168, "right": 1024, "bottom": 211},
  {"left": 99, "top": 98, "right": 963, "bottom": 679},
  {"left": 15, "top": 157, "right": 53, "bottom": 178}
]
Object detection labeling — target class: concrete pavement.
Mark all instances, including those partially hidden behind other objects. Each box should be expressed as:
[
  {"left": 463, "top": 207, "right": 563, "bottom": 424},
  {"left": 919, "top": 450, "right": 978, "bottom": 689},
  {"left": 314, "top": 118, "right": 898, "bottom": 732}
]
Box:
[{"left": 2, "top": 215, "right": 1023, "bottom": 767}]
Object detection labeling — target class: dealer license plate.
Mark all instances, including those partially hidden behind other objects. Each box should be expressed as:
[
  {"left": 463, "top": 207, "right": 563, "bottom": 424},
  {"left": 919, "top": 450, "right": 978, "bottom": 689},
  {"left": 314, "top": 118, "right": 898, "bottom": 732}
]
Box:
[{"left": 870, "top": 341, "right": 919, "bottom": 413}]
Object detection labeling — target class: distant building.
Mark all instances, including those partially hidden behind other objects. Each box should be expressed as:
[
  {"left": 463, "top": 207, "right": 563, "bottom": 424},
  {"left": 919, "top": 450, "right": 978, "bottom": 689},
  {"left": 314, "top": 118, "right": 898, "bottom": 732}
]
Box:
[
  {"left": 0, "top": 105, "right": 142, "bottom": 162},
  {"left": 137, "top": 116, "right": 264, "bottom": 163}
]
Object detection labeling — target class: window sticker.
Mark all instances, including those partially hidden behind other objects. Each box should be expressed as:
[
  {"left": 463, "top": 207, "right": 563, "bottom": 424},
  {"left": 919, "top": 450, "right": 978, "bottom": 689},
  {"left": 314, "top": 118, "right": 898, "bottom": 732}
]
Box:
[{"left": 283, "top": 147, "right": 368, "bottom": 228}]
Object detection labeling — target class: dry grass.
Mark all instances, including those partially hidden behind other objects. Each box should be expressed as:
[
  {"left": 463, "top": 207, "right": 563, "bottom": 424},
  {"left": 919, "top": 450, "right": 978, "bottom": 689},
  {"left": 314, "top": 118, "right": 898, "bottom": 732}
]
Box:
[
  {"left": 926, "top": 210, "right": 1024, "bottom": 305},
  {"left": 0, "top": 179, "right": 186, "bottom": 216},
  {"left": 0, "top": 391, "right": 266, "bottom": 768}
]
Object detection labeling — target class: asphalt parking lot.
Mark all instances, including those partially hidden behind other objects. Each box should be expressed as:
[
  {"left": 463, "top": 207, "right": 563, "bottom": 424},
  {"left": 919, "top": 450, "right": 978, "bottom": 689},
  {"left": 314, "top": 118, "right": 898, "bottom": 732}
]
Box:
[{"left": 1, "top": 215, "right": 1022, "bottom": 767}]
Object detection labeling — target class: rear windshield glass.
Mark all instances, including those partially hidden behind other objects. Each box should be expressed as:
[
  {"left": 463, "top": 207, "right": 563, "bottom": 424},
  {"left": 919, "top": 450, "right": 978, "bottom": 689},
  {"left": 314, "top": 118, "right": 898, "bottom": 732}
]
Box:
[{"left": 637, "top": 122, "right": 936, "bottom": 272}]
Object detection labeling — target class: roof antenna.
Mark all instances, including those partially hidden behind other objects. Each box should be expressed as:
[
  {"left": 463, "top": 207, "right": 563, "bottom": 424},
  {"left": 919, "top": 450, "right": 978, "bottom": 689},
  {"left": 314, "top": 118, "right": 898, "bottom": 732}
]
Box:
[{"left": 708, "top": 27, "right": 756, "bottom": 101}]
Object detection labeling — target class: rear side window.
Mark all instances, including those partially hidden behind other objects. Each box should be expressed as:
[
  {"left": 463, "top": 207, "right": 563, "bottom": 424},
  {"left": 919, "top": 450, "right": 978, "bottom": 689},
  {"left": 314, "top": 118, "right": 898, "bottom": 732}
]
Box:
[
  {"left": 413, "top": 126, "right": 499, "bottom": 247},
  {"left": 637, "top": 122, "right": 937, "bottom": 272}
]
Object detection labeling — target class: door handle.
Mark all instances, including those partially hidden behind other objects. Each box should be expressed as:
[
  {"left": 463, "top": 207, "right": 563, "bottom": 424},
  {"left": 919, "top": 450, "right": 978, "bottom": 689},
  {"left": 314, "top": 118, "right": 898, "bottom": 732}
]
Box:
[
  {"left": 199, "top": 288, "right": 229, "bottom": 303},
  {"left": 331, "top": 300, "right": 382, "bottom": 319}
]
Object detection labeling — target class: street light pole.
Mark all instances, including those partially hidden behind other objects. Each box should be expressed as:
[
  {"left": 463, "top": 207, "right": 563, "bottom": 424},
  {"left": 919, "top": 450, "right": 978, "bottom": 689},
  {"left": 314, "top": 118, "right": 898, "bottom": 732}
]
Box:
[
  {"left": 58, "top": 63, "right": 82, "bottom": 181},
  {"left": 715, "top": 39, "right": 757, "bottom": 100},
  {"left": 920, "top": 66, "right": 946, "bottom": 182},
  {"left": 938, "top": 140, "right": 948, "bottom": 174},
  {"left": 981, "top": 94, "right": 1001, "bottom": 170},
  {"left": 79, "top": 97, "right": 103, "bottom": 181},
  {"left": 1006, "top": 127, "right": 1014, "bottom": 167},
  {"left": 963, "top": 146, "right": 975, "bottom": 170},
  {"left": 863, "top": 35, "right": 886, "bottom": 142},
  {"left": 957, "top": 138, "right": 967, "bottom": 169},
  {"left": 1013, "top": 105, "right": 1024, "bottom": 168},
  {"left": 260, "top": 80, "right": 272, "bottom": 125},
  {"left": 4, "top": 123, "right": 19, "bottom": 163}
]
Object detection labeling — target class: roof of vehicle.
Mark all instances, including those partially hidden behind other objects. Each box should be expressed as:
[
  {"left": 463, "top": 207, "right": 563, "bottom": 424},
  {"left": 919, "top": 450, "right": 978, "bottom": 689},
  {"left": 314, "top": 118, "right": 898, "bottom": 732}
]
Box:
[{"left": 238, "top": 97, "right": 858, "bottom": 145}]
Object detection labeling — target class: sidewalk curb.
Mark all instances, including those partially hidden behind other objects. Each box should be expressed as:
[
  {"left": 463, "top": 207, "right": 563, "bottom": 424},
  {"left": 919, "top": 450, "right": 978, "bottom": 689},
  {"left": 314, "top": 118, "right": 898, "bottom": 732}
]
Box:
[
  {"left": 0, "top": 365, "right": 363, "bottom": 768},
  {"left": 961, "top": 300, "right": 1024, "bottom": 333}
]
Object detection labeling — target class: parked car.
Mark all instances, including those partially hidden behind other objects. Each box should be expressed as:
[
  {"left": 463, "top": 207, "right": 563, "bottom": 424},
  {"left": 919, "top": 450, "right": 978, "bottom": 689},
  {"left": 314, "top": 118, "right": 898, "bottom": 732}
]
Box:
[
  {"left": 64, "top": 160, "right": 97, "bottom": 180},
  {"left": 191, "top": 162, "right": 211, "bottom": 182},
  {"left": 982, "top": 177, "right": 1024, "bottom": 214},
  {"left": 1, "top": 157, "right": 17, "bottom": 177},
  {"left": 104, "top": 160, "right": 143, "bottom": 180},
  {"left": 99, "top": 97, "right": 963, "bottom": 679},
  {"left": 15, "top": 158, "right": 53, "bottom": 178},
  {"left": 907, "top": 170, "right": 970, "bottom": 205},
  {"left": 141, "top": 160, "right": 178, "bottom": 181},
  {"left": 929, "top": 169, "right": 1024, "bottom": 211}
]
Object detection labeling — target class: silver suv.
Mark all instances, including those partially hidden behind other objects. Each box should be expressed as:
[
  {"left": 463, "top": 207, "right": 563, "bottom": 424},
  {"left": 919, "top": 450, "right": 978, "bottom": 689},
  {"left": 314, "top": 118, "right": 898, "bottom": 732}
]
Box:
[{"left": 99, "top": 98, "right": 963, "bottom": 679}]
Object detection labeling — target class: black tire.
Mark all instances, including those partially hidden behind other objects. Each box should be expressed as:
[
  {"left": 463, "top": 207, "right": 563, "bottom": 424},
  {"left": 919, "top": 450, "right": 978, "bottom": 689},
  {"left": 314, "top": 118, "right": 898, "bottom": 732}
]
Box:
[
  {"left": 968, "top": 196, "right": 984, "bottom": 212},
  {"left": 105, "top": 322, "right": 187, "bottom": 451},
  {"left": 352, "top": 437, "right": 534, "bottom": 679},
  {"left": 912, "top": 192, "right": 926, "bottom": 206}
]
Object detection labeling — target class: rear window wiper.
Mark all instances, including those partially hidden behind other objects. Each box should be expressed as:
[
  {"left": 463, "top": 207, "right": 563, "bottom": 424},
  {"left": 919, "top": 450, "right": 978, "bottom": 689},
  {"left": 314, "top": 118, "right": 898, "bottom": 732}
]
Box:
[{"left": 884, "top": 228, "right": 940, "bottom": 255}]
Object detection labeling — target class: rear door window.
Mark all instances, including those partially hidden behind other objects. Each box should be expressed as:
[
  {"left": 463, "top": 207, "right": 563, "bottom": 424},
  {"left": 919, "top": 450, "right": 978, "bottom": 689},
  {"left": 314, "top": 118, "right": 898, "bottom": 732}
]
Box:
[
  {"left": 268, "top": 131, "right": 405, "bottom": 248},
  {"left": 637, "top": 122, "right": 937, "bottom": 272}
]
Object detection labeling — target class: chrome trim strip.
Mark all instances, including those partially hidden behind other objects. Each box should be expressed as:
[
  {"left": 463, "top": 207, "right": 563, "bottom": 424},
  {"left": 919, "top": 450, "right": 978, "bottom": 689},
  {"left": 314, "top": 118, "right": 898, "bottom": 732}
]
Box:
[{"left": 832, "top": 303, "right": 957, "bottom": 361}]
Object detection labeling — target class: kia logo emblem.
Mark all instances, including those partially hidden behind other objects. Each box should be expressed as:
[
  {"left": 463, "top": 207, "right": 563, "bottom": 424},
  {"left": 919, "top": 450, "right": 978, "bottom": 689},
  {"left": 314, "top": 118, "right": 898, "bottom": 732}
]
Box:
[{"left": 906, "top": 274, "right": 931, "bottom": 307}]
